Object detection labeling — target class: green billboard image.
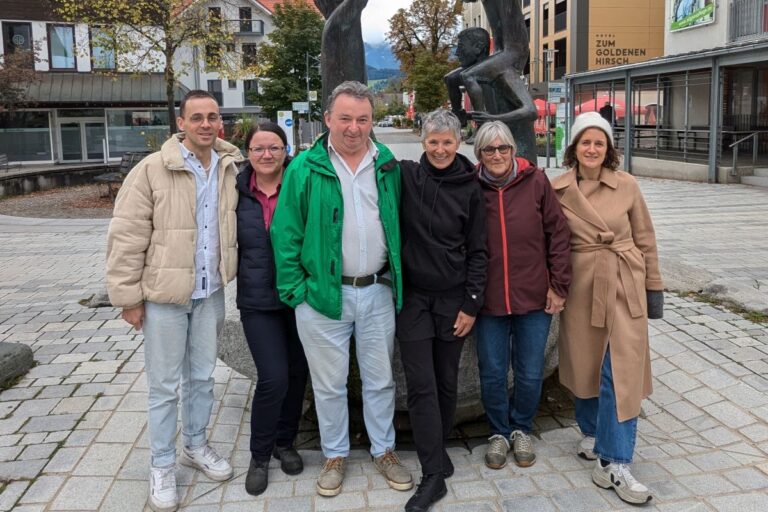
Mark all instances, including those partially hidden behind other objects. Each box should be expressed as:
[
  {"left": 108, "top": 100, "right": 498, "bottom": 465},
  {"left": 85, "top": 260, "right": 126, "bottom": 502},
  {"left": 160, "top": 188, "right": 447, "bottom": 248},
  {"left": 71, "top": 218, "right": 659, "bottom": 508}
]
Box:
[{"left": 670, "top": 1, "right": 715, "bottom": 32}]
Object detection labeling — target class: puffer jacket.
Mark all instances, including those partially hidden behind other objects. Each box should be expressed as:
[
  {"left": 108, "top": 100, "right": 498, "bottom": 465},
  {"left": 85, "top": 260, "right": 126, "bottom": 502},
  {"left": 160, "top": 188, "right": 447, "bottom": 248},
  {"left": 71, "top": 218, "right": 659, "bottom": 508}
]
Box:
[{"left": 106, "top": 134, "right": 243, "bottom": 308}]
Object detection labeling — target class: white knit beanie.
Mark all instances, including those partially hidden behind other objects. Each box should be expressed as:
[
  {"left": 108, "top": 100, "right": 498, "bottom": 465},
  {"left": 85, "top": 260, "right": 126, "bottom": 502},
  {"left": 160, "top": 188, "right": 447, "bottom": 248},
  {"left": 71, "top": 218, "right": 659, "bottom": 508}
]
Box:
[{"left": 569, "top": 111, "right": 614, "bottom": 146}]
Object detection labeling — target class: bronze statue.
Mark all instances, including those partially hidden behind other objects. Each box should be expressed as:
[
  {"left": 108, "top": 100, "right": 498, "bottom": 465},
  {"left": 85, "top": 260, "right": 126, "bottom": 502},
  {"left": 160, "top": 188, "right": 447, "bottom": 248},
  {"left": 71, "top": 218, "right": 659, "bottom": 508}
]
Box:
[
  {"left": 314, "top": 0, "right": 368, "bottom": 113},
  {"left": 444, "top": 0, "right": 537, "bottom": 163}
]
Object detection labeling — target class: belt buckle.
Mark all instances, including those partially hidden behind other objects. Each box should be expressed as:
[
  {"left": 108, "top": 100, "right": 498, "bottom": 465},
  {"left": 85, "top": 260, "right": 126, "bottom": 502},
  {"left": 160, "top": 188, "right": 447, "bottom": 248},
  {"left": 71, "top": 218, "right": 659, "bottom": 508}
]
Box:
[
  {"left": 372, "top": 273, "right": 378, "bottom": 285},
  {"left": 352, "top": 276, "right": 360, "bottom": 287}
]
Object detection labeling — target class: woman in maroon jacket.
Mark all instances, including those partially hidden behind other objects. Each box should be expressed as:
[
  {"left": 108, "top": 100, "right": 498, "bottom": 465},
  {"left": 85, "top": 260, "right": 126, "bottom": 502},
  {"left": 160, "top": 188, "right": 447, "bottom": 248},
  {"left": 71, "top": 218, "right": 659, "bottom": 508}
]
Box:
[{"left": 474, "top": 121, "right": 572, "bottom": 470}]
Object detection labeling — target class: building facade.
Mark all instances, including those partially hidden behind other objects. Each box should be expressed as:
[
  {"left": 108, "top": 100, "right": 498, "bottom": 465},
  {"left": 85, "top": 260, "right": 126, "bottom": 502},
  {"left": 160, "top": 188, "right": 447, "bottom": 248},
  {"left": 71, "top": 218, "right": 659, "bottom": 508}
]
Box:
[
  {"left": 0, "top": 0, "right": 286, "bottom": 164},
  {"left": 567, "top": 0, "right": 768, "bottom": 183},
  {"left": 461, "top": 0, "right": 665, "bottom": 95}
]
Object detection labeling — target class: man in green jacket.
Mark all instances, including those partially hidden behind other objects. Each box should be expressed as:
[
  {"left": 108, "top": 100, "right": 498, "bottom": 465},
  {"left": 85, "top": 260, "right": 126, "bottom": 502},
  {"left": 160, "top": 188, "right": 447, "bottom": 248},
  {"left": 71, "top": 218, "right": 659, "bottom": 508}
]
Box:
[{"left": 271, "top": 81, "right": 412, "bottom": 497}]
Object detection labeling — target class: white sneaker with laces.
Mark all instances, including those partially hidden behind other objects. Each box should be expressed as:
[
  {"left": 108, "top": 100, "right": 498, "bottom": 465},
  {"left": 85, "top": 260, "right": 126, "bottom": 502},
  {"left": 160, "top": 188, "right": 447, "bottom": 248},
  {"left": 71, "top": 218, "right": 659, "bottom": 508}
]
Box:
[
  {"left": 179, "top": 443, "right": 234, "bottom": 481},
  {"left": 149, "top": 465, "right": 178, "bottom": 512},
  {"left": 578, "top": 436, "right": 597, "bottom": 460},
  {"left": 592, "top": 459, "right": 653, "bottom": 504}
]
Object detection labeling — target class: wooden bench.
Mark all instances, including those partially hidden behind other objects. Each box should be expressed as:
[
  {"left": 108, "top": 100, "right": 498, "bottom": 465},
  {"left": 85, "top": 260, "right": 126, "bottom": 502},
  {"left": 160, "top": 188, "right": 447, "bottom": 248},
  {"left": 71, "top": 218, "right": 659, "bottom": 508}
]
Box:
[{"left": 0, "top": 154, "right": 22, "bottom": 173}]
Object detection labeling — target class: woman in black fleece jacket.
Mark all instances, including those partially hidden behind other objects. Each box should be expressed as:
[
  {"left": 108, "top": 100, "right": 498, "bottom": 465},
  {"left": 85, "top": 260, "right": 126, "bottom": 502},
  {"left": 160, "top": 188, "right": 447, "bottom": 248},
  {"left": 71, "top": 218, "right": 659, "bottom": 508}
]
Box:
[{"left": 397, "top": 109, "right": 488, "bottom": 512}]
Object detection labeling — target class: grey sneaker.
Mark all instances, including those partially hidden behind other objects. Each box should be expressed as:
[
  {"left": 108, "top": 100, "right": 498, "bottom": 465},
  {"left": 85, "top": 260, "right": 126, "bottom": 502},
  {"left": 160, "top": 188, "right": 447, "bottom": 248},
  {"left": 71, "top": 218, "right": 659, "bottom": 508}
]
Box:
[
  {"left": 179, "top": 444, "right": 233, "bottom": 481},
  {"left": 373, "top": 449, "right": 413, "bottom": 491},
  {"left": 316, "top": 457, "right": 345, "bottom": 497},
  {"left": 510, "top": 430, "right": 536, "bottom": 467},
  {"left": 148, "top": 465, "right": 178, "bottom": 512},
  {"left": 484, "top": 434, "right": 510, "bottom": 469},
  {"left": 592, "top": 459, "right": 653, "bottom": 504},
  {"left": 578, "top": 436, "right": 597, "bottom": 460}
]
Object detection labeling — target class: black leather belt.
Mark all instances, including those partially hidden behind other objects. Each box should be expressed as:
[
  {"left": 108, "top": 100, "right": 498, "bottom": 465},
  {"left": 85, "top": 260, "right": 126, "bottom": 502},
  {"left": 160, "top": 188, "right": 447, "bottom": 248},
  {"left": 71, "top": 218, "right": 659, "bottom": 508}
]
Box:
[{"left": 341, "top": 266, "right": 391, "bottom": 288}]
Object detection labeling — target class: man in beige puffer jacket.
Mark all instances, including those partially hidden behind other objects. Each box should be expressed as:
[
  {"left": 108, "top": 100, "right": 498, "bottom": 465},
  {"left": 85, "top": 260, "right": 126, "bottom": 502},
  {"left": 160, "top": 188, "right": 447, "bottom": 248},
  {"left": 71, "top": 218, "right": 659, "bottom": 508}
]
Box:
[{"left": 106, "top": 90, "right": 243, "bottom": 512}]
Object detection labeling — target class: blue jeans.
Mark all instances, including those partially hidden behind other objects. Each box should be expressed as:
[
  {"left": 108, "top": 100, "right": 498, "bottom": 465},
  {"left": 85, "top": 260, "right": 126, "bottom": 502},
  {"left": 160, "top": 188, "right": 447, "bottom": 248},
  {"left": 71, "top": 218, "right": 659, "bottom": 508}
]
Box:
[
  {"left": 475, "top": 310, "right": 552, "bottom": 436},
  {"left": 143, "top": 288, "right": 225, "bottom": 468},
  {"left": 295, "top": 283, "right": 396, "bottom": 458},
  {"left": 574, "top": 347, "right": 637, "bottom": 464}
]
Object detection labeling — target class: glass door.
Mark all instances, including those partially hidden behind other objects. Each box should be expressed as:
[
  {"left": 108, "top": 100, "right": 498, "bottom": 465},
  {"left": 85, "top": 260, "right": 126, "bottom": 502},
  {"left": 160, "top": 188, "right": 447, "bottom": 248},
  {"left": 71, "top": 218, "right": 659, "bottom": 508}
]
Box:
[
  {"left": 84, "top": 122, "right": 105, "bottom": 160},
  {"left": 60, "top": 122, "right": 83, "bottom": 161}
]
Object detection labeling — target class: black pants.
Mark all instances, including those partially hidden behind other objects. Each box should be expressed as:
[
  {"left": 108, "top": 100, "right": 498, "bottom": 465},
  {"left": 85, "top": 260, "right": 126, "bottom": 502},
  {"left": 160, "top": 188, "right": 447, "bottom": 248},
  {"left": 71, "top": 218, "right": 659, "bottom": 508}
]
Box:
[
  {"left": 241, "top": 309, "right": 308, "bottom": 462},
  {"left": 398, "top": 292, "right": 465, "bottom": 475}
]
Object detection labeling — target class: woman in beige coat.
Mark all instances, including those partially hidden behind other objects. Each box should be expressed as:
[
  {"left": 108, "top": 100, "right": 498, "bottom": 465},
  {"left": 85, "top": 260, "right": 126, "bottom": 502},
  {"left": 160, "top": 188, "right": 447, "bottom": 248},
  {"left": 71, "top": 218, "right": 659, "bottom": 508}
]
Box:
[{"left": 552, "top": 112, "right": 663, "bottom": 505}]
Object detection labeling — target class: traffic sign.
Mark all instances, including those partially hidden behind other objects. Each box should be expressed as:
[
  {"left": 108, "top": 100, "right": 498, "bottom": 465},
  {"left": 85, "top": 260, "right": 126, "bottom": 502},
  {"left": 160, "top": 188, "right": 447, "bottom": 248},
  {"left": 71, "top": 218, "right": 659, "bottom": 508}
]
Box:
[{"left": 292, "top": 101, "right": 309, "bottom": 113}]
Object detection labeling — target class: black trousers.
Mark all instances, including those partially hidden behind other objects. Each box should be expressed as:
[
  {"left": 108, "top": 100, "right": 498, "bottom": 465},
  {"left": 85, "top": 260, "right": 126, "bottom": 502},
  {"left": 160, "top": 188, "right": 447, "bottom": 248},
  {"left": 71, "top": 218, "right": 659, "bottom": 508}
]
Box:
[
  {"left": 398, "top": 292, "right": 465, "bottom": 475},
  {"left": 241, "top": 309, "right": 309, "bottom": 461}
]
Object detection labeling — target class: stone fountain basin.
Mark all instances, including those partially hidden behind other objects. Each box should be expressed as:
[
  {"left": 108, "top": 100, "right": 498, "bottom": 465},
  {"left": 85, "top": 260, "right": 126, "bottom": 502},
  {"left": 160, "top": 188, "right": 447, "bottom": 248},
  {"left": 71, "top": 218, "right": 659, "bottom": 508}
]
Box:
[{"left": 218, "top": 280, "right": 559, "bottom": 424}]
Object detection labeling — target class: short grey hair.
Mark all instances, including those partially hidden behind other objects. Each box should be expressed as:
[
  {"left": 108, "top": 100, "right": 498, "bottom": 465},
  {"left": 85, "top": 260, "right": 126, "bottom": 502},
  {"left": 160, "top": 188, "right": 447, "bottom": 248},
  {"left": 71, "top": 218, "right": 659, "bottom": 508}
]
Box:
[
  {"left": 473, "top": 121, "right": 517, "bottom": 161},
  {"left": 421, "top": 109, "right": 462, "bottom": 142},
  {"left": 326, "top": 81, "right": 374, "bottom": 113}
]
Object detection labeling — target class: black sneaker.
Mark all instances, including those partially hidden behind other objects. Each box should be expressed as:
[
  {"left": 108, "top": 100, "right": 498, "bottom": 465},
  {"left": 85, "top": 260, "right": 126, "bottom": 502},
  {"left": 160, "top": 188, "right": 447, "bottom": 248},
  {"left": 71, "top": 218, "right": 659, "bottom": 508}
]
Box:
[
  {"left": 405, "top": 473, "right": 447, "bottom": 512},
  {"left": 442, "top": 450, "right": 454, "bottom": 478},
  {"left": 272, "top": 445, "right": 303, "bottom": 475},
  {"left": 245, "top": 458, "right": 269, "bottom": 496}
]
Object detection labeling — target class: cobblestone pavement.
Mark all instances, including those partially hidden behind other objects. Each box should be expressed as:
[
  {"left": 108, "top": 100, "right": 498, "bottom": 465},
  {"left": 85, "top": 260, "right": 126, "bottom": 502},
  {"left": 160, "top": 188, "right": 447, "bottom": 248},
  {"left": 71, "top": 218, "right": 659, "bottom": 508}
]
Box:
[{"left": 1, "top": 170, "right": 768, "bottom": 511}]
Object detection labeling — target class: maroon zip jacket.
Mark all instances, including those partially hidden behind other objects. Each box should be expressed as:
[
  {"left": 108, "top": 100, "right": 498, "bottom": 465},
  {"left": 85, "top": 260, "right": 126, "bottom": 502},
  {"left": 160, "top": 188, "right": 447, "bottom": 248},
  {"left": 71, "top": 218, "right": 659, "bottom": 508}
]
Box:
[{"left": 479, "top": 157, "right": 572, "bottom": 316}]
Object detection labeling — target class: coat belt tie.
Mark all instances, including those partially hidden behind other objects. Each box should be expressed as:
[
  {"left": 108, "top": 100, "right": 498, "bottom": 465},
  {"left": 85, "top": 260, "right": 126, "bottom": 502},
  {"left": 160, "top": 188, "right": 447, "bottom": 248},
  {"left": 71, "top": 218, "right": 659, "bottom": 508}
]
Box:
[{"left": 571, "top": 232, "right": 644, "bottom": 328}]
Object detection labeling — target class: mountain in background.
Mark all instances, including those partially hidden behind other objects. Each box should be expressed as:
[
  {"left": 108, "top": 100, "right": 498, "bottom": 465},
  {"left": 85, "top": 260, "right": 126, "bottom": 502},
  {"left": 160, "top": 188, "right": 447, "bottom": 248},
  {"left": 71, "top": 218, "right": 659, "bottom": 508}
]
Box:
[{"left": 365, "top": 41, "right": 399, "bottom": 70}]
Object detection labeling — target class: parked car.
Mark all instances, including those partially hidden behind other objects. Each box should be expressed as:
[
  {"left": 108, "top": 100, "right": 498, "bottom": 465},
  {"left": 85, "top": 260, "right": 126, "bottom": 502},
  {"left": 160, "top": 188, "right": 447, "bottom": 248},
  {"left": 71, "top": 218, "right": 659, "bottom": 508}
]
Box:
[{"left": 378, "top": 118, "right": 393, "bottom": 127}]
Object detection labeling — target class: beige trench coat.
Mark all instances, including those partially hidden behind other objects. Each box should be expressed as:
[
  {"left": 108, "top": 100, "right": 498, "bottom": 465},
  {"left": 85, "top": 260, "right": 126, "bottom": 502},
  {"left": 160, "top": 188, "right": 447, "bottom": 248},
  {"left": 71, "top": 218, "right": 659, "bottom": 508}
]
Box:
[{"left": 552, "top": 168, "right": 662, "bottom": 422}]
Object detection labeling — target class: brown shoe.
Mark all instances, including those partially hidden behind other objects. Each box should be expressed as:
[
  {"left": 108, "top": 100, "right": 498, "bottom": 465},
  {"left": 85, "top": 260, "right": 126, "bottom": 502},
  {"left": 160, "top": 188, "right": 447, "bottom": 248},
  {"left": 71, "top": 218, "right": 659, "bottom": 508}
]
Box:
[
  {"left": 373, "top": 449, "right": 413, "bottom": 491},
  {"left": 316, "top": 457, "right": 345, "bottom": 497}
]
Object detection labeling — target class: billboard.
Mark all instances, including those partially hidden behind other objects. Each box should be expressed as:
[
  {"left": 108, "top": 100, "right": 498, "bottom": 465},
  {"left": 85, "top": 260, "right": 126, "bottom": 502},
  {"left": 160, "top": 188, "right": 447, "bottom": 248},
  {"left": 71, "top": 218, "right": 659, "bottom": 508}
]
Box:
[{"left": 670, "top": 0, "right": 716, "bottom": 32}]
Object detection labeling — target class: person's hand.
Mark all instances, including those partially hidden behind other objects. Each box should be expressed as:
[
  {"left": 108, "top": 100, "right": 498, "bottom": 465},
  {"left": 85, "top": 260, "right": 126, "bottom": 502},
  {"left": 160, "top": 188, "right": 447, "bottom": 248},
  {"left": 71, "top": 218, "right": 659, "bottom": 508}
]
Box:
[
  {"left": 453, "top": 311, "right": 476, "bottom": 337},
  {"left": 122, "top": 304, "right": 145, "bottom": 332},
  {"left": 544, "top": 288, "right": 566, "bottom": 315}
]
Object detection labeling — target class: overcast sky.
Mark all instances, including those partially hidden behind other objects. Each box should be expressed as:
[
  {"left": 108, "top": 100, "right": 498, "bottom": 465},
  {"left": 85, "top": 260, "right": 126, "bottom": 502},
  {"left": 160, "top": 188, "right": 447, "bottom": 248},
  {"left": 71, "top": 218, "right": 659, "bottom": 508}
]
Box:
[{"left": 361, "top": 0, "right": 412, "bottom": 44}]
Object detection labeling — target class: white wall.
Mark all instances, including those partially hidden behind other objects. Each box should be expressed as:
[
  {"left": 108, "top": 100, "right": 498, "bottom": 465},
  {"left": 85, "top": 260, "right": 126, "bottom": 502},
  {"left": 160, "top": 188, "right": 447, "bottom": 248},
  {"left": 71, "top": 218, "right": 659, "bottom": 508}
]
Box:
[{"left": 664, "top": 0, "right": 728, "bottom": 55}]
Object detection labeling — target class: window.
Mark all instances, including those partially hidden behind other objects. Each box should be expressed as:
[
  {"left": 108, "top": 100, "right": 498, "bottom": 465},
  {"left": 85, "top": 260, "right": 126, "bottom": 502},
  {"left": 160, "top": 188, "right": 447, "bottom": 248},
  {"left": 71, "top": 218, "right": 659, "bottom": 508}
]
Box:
[
  {"left": 3, "top": 22, "right": 33, "bottom": 56},
  {"left": 90, "top": 27, "right": 116, "bottom": 70},
  {"left": 228, "top": 79, "right": 237, "bottom": 89},
  {"left": 205, "top": 44, "right": 222, "bottom": 70},
  {"left": 208, "top": 79, "right": 223, "bottom": 105},
  {"left": 239, "top": 7, "right": 253, "bottom": 32},
  {"left": 0, "top": 111, "right": 52, "bottom": 162},
  {"left": 244, "top": 80, "right": 258, "bottom": 106},
  {"left": 542, "top": 4, "right": 549, "bottom": 38},
  {"left": 106, "top": 109, "right": 169, "bottom": 158},
  {"left": 555, "top": 1, "right": 567, "bottom": 33},
  {"left": 48, "top": 25, "right": 76, "bottom": 70},
  {"left": 523, "top": 0, "right": 531, "bottom": 7},
  {"left": 242, "top": 43, "right": 258, "bottom": 68}
]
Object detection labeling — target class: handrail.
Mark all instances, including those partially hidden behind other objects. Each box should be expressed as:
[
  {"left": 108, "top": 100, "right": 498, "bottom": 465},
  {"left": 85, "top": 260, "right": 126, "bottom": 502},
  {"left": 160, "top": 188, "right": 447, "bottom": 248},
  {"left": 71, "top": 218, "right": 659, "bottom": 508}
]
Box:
[{"left": 729, "top": 131, "right": 760, "bottom": 177}]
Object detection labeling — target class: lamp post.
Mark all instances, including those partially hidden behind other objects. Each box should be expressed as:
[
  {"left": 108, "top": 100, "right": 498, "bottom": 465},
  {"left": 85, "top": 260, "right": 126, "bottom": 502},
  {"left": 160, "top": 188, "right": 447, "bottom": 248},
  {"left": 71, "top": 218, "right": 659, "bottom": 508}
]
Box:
[
  {"left": 543, "top": 47, "right": 558, "bottom": 168},
  {"left": 305, "top": 52, "right": 320, "bottom": 143}
]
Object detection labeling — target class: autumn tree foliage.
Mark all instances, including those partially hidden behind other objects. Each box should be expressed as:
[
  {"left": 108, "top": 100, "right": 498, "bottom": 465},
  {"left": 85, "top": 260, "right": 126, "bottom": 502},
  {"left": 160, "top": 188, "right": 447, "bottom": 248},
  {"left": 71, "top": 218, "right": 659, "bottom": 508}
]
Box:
[
  {"left": 55, "top": 0, "right": 240, "bottom": 132},
  {"left": 386, "top": 0, "right": 462, "bottom": 112},
  {"left": 0, "top": 50, "right": 40, "bottom": 112}
]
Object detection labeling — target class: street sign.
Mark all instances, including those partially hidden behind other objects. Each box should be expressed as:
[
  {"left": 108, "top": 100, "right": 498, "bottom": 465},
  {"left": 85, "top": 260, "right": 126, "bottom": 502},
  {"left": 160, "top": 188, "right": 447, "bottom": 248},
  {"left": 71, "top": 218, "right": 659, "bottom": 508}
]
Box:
[
  {"left": 292, "top": 101, "right": 309, "bottom": 113},
  {"left": 308, "top": 90, "right": 318, "bottom": 102},
  {"left": 548, "top": 80, "right": 566, "bottom": 103},
  {"left": 277, "top": 111, "right": 295, "bottom": 156}
]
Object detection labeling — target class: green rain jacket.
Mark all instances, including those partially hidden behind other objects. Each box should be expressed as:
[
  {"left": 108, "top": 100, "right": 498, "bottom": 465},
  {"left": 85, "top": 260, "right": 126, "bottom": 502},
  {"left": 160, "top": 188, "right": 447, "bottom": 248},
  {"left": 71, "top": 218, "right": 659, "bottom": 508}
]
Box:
[{"left": 270, "top": 133, "right": 402, "bottom": 320}]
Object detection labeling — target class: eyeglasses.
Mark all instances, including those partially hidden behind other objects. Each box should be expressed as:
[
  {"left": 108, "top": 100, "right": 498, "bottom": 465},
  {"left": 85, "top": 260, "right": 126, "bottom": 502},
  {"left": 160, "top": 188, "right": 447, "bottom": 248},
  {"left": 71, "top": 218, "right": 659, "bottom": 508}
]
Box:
[
  {"left": 186, "top": 113, "right": 221, "bottom": 124},
  {"left": 481, "top": 144, "right": 512, "bottom": 156},
  {"left": 249, "top": 146, "right": 285, "bottom": 155}
]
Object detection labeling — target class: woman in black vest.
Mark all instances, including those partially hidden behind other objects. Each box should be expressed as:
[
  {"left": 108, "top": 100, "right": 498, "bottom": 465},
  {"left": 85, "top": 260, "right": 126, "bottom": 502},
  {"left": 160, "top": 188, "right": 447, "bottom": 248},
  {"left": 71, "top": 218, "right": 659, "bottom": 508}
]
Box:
[{"left": 236, "top": 122, "right": 308, "bottom": 495}]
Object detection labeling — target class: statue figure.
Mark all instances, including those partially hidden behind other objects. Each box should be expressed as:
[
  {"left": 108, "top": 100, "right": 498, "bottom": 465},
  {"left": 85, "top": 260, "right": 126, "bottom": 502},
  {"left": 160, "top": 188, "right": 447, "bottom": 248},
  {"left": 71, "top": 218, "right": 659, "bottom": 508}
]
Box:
[
  {"left": 444, "top": 0, "right": 537, "bottom": 163},
  {"left": 314, "top": 0, "right": 368, "bottom": 113}
]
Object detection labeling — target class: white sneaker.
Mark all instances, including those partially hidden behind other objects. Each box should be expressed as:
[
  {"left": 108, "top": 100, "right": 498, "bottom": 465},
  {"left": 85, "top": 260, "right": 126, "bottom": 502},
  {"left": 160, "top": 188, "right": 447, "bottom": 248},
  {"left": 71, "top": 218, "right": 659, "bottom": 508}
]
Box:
[
  {"left": 179, "top": 443, "right": 234, "bottom": 481},
  {"left": 592, "top": 459, "right": 653, "bottom": 504},
  {"left": 578, "top": 436, "right": 597, "bottom": 460},
  {"left": 149, "top": 465, "right": 178, "bottom": 512}
]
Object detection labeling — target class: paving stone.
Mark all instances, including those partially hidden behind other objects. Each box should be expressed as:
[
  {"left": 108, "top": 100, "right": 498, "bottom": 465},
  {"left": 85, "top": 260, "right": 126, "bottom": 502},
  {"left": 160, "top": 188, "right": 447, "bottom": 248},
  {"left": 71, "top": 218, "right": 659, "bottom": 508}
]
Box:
[
  {"left": 0, "top": 480, "right": 29, "bottom": 512},
  {"left": 50, "top": 476, "right": 112, "bottom": 510},
  {"left": 96, "top": 411, "right": 146, "bottom": 443},
  {"left": 678, "top": 474, "right": 739, "bottom": 495},
  {"left": 658, "top": 458, "right": 704, "bottom": 476},
  {"left": 441, "top": 503, "right": 497, "bottom": 512},
  {"left": 11, "top": 398, "right": 61, "bottom": 418},
  {"left": 707, "top": 493, "right": 768, "bottom": 512},
  {"left": 703, "top": 402, "right": 757, "bottom": 429},
  {"left": 313, "top": 491, "right": 366, "bottom": 511},
  {"left": 0, "top": 458, "right": 47, "bottom": 480},
  {"left": 719, "top": 383, "right": 768, "bottom": 409},
  {"left": 500, "top": 495, "right": 556, "bottom": 511},
  {"left": 550, "top": 487, "right": 611, "bottom": 511},
  {"left": 19, "top": 442, "right": 57, "bottom": 460},
  {"left": 260, "top": 497, "right": 305, "bottom": 512},
  {"left": 20, "top": 413, "right": 79, "bottom": 433},
  {"left": 657, "top": 370, "right": 701, "bottom": 394},
  {"left": 18, "top": 475, "right": 66, "bottom": 504},
  {"left": 682, "top": 388, "right": 723, "bottom": 408},
  {"left": 451, "top": 479, "right": 499, "bottom": 499},
  {"left": 687, "top": 451, "right": 741, "bottom": 472},
  {"left": 44, "top": 446, "right": 87, "bottom": 473},
  {"left": 73, "top": 442, "right": 132, "bottom": 476},
  {"left": 723, "top": 467, "right": 768, "bottom": 490}
]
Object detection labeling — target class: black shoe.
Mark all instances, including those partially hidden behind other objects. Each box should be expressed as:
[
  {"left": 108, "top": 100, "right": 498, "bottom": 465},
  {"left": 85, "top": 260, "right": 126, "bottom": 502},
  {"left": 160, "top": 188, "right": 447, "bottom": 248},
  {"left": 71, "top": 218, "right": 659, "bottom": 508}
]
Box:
[
  {"left": 245, "top": 458, "right": 269, "bottom": 496},
  {"left": 272, "top": 445, "right": 303, "bottom": 475},
  {"left": 442, "top": 451, "right": 454, "bottom": 478},
  {"left": 405, "top": 473, "right": 447, "bottom": 512}
]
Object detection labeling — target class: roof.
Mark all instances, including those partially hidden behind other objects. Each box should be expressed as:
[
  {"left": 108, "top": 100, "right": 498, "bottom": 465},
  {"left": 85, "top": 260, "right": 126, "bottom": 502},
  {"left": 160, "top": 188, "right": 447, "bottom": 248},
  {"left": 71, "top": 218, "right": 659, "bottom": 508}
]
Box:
[
  {"left": 20, "top": 73, "right": 190, "bottom": 107},
  {"left": 257, "top": 0, "right": 321, "bottom": 15}
]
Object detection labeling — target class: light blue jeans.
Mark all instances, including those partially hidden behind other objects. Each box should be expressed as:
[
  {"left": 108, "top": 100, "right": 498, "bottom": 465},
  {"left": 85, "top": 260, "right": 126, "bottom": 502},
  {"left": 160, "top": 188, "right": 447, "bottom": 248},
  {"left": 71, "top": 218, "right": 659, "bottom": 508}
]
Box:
[
  {"left": 295, "top": 283, "right": 396, "bottom": 458},
  {"left": 143, "top": 288, "right": 225, "bottom": 468},
  {"left": 574, "top": 347, "right": 638, "bottom": 464}
]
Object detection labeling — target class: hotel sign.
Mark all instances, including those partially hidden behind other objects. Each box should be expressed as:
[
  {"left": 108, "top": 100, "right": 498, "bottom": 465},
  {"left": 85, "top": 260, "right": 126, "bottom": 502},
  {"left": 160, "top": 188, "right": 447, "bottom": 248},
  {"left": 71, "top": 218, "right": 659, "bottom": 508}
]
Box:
[{"left": 670, "top": 1, "right": 715, "bottom": 32}]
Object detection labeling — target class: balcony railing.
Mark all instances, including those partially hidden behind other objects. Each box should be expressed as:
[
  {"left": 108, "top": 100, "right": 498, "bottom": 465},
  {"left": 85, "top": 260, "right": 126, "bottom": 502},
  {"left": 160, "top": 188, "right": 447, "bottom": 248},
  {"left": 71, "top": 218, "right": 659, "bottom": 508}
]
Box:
[
  {"left": 554, "top": 12, "right": 567, "bottom": 32},
  {"left": 729, "top": 0, "right": 768, "bottom": 41}
]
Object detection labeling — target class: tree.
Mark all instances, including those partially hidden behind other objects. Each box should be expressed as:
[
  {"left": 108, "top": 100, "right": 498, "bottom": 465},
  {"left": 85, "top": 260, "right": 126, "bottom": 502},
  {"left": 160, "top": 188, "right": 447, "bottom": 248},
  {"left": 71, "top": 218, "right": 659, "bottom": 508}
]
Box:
[
  {"left": 251, "top": 0, "right": 323, "bottom": 120},
  {"left": 386, "top": 0, "right": 462, "bottom": 75},
  {"left": 0, "top": 50, "right": 40, "bottom": 113},
  {"left": 406, "top": 49, "right": 455, "bottom": 112},
  {"left": 55, "top": 0, "right": 239, "bottom": 133}
]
